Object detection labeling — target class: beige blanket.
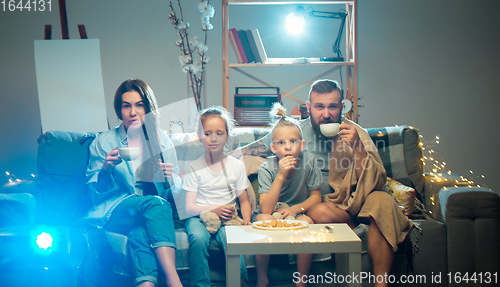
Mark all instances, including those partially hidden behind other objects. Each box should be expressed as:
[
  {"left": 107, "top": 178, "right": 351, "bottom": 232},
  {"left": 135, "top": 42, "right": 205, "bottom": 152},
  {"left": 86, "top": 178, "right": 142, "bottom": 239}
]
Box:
[{"left": 324, "top": 119, "right": 413, "bottom": 251}]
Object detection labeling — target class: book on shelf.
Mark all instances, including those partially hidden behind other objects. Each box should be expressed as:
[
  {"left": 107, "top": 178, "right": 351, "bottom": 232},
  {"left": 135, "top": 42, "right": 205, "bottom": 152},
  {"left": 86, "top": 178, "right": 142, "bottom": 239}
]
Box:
[
  {"left": 266, "top": 57, "right": 321, "bottom": 64},
  {"left": 229, "top": 28, "right": 247, "bottom": 63},
  {"left": 228, "top": 29, "right": 242, "bottom": 63},
  {"left": 237, "top": 29, "right": 256, "bottom": 63},
  {"left": 245, "top": 29, "right": 261, "bottom": 63},
  {"left": 251, "top": 29, "right": 268, "bottom": 64}
]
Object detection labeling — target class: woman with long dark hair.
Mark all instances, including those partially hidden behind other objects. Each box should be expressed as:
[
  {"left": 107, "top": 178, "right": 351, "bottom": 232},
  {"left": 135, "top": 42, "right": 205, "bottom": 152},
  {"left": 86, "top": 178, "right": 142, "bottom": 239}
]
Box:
[{"left": 85, "top": 79, "right": 182, "bottom": 287}]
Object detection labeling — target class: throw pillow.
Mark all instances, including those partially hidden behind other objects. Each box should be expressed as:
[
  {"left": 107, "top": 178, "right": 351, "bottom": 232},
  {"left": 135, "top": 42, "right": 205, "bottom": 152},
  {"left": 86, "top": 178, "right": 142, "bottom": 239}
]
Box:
[{"left": 384, "top": 177, "right": 416, "bottom": 216}]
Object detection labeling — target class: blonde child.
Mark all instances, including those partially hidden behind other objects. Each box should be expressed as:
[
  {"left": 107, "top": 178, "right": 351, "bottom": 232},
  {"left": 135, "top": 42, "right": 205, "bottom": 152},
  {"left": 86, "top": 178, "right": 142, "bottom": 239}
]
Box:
[
  {"left": 253, "top": 103, "right": 323, "bottom": 287},
  {"left": 182, "top": 106, "right": 252, "bottom": 286}
]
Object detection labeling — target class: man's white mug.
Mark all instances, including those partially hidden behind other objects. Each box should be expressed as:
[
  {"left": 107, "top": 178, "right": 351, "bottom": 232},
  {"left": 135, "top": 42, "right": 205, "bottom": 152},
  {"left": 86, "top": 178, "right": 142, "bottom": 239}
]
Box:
[
  {"left": 320, "top": 123, "right": 341, "bottom": 137},
  {"left": 119, "top": 147, "right": 140, "bottom": 161}
]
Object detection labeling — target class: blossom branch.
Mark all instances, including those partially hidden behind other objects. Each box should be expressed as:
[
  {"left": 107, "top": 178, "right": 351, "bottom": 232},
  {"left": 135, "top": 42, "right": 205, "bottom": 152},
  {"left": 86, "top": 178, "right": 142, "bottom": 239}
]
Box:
[{"left": 168, "top": 0, "right": 214, "bottom": 111}]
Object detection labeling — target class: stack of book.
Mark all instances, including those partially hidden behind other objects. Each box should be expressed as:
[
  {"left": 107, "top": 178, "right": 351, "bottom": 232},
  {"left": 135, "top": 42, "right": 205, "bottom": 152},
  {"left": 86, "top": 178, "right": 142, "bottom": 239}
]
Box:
[{"left": 229, "top": 28, "right": 268, "bottom": 64}]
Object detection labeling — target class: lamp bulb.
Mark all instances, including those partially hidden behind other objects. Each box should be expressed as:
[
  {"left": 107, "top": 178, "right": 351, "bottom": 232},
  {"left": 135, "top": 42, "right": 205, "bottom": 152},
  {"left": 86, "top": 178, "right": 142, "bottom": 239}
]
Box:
[{"left": 286, "top": 12, "right": 305, "bottom": 34}]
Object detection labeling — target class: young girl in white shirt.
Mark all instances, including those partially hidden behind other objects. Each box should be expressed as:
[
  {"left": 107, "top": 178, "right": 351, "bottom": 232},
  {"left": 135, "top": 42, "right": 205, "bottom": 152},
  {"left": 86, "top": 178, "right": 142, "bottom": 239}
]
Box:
[{"left": 182, "top": 106, "right": 252, "bottom": 286}]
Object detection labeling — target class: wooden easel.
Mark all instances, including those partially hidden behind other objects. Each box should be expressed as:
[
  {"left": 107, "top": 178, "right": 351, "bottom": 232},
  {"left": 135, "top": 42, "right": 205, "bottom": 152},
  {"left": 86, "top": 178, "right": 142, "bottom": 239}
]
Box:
[{"left": 44, "top": 0, "right": 87, "bottom": 40}]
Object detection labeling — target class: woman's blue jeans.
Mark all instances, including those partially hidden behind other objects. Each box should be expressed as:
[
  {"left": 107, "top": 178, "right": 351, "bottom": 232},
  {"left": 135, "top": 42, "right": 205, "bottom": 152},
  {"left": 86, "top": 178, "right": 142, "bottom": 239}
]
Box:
[
  {"left": 185, "top": 216, "right": 248, "bottom": 287},
  {"left": 105, "top": 195, "right": 177, "bottom": 286}
]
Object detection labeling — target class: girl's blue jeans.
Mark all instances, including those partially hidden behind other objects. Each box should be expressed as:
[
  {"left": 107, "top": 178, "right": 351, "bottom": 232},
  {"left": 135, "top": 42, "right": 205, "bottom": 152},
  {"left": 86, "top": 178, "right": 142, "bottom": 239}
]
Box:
[{"left": 185, "top": 216, "right": 248, "bottom": 287}]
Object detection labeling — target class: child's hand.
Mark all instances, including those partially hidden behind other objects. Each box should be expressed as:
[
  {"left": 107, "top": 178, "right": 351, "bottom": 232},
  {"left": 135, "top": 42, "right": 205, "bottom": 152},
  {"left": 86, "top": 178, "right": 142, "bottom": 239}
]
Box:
[
  {"left": 277, "top": 155, "right": 297, "bottom": 178},
  {"left": 243, "top": 219, "right": 252, "bottom": 225},
  {"left": 276, "top": 206, "right": 298, "bottom": 219},
  {"left": 213, "top": 205, "right": 234, "bottom": 220}
]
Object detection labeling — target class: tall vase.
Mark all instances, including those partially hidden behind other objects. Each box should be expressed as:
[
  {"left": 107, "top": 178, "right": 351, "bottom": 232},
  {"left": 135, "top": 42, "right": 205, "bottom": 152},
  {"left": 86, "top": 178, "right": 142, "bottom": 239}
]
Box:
[
  {"left": 186, "top": 75, "right": 199, "bottom": 133},
  {"left": 187, "top": 98, "right": 199, "bottom": 133}
]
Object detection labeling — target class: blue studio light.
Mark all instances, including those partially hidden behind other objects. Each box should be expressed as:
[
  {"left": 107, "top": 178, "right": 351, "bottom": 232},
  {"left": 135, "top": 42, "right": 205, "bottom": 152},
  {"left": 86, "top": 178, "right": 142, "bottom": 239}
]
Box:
[{"left": 36, "top": 232, "right": 53, "bottom": 251}]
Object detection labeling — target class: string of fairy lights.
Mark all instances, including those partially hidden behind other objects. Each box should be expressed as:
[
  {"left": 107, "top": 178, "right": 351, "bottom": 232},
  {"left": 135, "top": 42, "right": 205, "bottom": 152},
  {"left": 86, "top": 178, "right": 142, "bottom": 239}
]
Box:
[
  {"left": 419, "top": 134, "right": 488, "bottom": 189},
  {"left": 4, "top": 171, "right": 36, "bottom": 185}
]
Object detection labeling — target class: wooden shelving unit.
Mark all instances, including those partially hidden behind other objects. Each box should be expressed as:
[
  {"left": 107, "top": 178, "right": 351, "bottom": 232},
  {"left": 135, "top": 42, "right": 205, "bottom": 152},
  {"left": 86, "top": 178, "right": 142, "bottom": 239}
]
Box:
[{"left": 222, "top": 0, "right": 358, "bottom": 122}]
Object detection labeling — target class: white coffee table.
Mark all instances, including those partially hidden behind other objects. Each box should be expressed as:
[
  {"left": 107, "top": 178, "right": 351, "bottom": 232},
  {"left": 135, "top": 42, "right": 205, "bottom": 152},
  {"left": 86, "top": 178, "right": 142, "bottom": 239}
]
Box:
[{"left": 225, "top": 223, "right": 361, "bottom": 287}]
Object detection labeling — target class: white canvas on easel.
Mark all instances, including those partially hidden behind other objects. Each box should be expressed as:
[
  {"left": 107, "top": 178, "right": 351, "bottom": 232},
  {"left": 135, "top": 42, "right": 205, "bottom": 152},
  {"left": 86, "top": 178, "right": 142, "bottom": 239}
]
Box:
[{"left": 34, "top": 39, "right": 108, "bottom": 133}]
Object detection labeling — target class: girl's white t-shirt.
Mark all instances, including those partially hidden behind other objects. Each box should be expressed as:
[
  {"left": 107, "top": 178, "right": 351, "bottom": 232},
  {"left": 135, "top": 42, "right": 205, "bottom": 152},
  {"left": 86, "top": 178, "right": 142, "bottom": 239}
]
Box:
[{"left": 182, "top": 155, "right": 248, "bottom": 207}]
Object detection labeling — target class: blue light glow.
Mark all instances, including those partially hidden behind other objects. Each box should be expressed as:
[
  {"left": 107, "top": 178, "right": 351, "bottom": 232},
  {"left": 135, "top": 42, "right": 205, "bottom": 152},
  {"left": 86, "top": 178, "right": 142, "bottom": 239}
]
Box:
[{"left": 36, "top": 232, "right": 53, "bottom": 250}]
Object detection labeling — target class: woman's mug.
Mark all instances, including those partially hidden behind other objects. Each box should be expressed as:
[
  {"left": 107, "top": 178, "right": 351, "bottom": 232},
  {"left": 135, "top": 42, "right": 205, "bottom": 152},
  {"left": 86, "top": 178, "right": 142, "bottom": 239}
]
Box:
[
  {"left": 118, "top": 147, "right": 140, "bottom": 161},
  {"left": 320, "top": 123, "right": 341, "bottom": 137}
]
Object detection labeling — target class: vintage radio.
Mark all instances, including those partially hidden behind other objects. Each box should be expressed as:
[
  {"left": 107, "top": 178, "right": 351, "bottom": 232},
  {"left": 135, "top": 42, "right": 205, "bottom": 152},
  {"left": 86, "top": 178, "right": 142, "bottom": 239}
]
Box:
[{"left": 234, "top": 87, "right": 281, "bottom": 126}]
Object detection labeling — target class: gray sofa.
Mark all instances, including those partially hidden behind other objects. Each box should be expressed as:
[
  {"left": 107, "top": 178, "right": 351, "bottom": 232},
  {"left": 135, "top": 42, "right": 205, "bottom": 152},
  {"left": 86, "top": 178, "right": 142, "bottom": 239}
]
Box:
[{"left": 1, "top": 125, "right": 499, "bottom": 287}]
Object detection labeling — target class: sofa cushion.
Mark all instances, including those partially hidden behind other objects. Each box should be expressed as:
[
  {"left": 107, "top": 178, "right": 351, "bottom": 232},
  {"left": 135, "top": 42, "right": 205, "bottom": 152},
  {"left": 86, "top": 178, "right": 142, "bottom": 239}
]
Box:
[
  {"left": 37, "top": 131, "right": 96, "bottom": 225},
  {"left": 231, "top": 127, "right": 271, "bottom": 147},
  {"left": 384, "top": 177, "right": 417, "bottom": 216},
  {"left": 438, "top": 186, "right": 497, "bottom": 223},
  {"left": 167, "top": 132, "right": 205, "bottom": 174},
  {"left": 366, "top": 126, "right": 424, "bottom": 199},
  {"left": 443, "top": 189, "right": 500, "bottom": 274},
  {"left": 0, "top": 193, "right": 36, "bottom": 227}
]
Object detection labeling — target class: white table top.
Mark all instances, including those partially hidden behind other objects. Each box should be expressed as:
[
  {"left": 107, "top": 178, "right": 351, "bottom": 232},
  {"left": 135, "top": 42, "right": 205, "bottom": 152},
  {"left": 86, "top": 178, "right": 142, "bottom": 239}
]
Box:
[{"left": 225, "top": 223, "right": 361, "bottom": 255}]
